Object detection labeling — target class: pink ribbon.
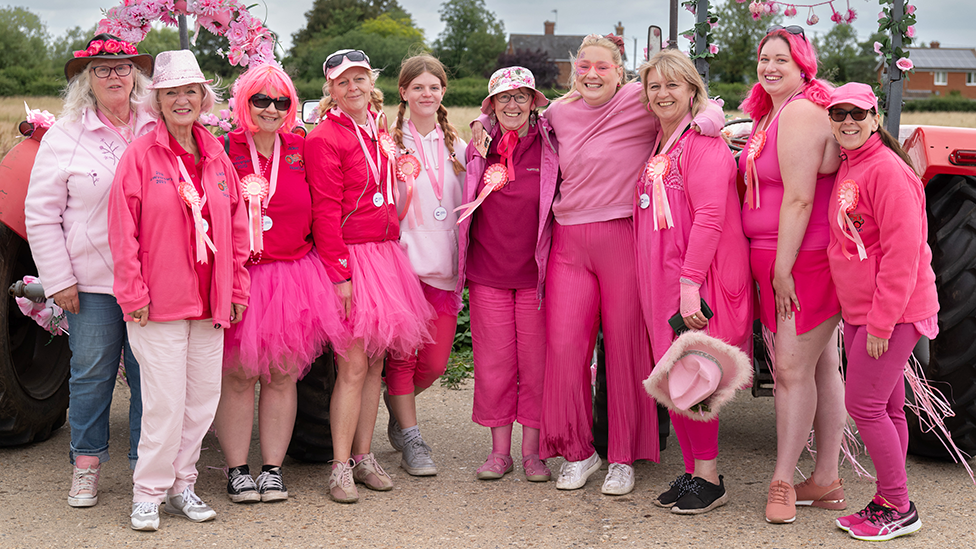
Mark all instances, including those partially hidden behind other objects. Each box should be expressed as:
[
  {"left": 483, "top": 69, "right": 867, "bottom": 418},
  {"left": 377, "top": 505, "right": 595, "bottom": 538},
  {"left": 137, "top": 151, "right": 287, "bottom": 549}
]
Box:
[
  {"left": 395, "top": 154, "right": 423, "bottom": 228},
  {"left": 645, "top": 155, "right": 673, "bottom": 230},
  {"left": 836, "top": 179, "right": 867, "bottom": 261},
  {"left": 175, "top": 157, "right": 217, "bottom": 264},
  {"left": 240, "top": 173, "right": 269, "bottom": 255},
  {"left": 496, "top": 130, "right": 519, "bottom": 183},
  {"left": 455, "top": 163, "right": 508, "bottom": 224},
  {"left": 745, "top": 130, "right": 765, "bottom": 209}
]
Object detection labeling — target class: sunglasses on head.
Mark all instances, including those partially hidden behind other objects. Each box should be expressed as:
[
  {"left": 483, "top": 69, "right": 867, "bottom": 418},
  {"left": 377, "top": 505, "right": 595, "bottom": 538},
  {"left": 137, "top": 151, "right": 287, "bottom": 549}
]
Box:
[
  {"left": 766, "top": 25, "right": 806, "bottom": 41},
  {"left": 325, "top": 50, "right": 369, "bottom": 70},
  {"left": 250, "top": 93, "right": 292, "bottom": 110},
  {"left": 575, "top": 61, "right": 618, "bottom": 76},
  {"left": 828, "top": 107, "right": 874, "bottom": 122}
]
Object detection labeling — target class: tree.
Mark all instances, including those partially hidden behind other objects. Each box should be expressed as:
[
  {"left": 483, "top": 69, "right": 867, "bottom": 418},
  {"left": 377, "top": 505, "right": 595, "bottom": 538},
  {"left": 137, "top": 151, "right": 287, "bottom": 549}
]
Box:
[
  {"left": 291, "top": 0, "right": 409, "bottom": 51},
  {"left": 815, "top": 23, "right": 864, "bottom": 83},
  {"left": 49, "top": 25, "right": 97, "bottom": 72},
  {"left": 493, "top": 49, "right": 558, "bottom": 88},
  {"left": 709, "top": 0, "right": 780, "bottom": 83},
  {"left": 0, "top": 6, "right": 51, "bottom": 70},
  {"left": 432, "top": 0, "right": 507, "bottom": 78},
  {"left": 138, "top": 26, "right": 182, "bottom": 59}
]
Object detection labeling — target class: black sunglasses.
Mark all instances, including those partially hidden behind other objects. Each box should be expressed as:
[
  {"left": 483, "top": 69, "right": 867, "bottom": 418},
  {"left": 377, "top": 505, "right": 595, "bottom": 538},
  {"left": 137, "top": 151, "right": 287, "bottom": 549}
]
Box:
[
  {"left": 828, "top": 107, "right": 874, "bottom": 122},
  {"left": 250, "top": 93, "right": 292, "bottom": 110},
  {"left": 325, "top": 50, "right": 369, "bottom": 70},
  {"left": 766, "top": 25, "right": 806, "bottom": 41}
]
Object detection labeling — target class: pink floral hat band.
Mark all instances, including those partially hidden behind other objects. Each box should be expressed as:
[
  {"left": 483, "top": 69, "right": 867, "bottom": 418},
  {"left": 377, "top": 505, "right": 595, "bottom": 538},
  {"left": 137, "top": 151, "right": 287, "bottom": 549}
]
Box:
[
  {"left": 64, "top": 33, "right": 153, "bottom": 81},
  {"left": 481, "top": 66, "right": 549, "bottom": 115}
]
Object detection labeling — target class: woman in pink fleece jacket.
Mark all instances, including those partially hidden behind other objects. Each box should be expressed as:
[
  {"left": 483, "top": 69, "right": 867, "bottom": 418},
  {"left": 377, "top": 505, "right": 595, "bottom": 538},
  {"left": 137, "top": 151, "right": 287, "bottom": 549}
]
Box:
[{"left": 825, "top": 83, "right": 937, "bottom": 542}]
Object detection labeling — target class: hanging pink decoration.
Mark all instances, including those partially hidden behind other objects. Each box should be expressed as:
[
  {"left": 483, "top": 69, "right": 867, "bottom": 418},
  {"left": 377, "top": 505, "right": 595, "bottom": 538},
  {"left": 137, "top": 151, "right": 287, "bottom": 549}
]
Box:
[{"left": 806, "top": 6, "right": 820, "bottom": 25}]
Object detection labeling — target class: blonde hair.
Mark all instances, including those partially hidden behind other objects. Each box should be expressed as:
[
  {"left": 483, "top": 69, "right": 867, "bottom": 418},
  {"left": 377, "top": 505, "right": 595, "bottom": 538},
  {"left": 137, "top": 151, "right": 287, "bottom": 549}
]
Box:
[
  {"left": 638, "top": 49, "right": 709, "bottom": 118},
  {"left": 556, "top": 34, "right": 628, "bottom": 104},
  {"left": 61, "top": 67, "right": 152, "bottom": 121},
  {"left": 393, "top": 55, "right": 464, "bottom": 175},
  {"left": 318, "top": 68, "right": 384, "bottom": 122}
]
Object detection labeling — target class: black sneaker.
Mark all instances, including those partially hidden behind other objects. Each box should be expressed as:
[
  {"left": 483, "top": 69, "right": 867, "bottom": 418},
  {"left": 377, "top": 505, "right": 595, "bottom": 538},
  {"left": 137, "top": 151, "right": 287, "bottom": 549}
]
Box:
[
  {"left": 256, "top": 466, "right": 289, "bottom": 502},
  {"left": 227, "top": 465, "right": 260, "bottom": 503},
  {"left": 671, "top": 475, "right": 729, "bottom": 515},
  {"left": 655, "top": 473, "right": 692, "bottom": 508}
]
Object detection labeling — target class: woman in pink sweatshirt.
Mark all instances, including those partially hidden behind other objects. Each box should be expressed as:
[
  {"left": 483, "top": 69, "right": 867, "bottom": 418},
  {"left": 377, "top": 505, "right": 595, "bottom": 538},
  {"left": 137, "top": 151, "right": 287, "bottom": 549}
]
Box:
[{"left": 825, "top": 83, "right": 937, "bottom": 542}]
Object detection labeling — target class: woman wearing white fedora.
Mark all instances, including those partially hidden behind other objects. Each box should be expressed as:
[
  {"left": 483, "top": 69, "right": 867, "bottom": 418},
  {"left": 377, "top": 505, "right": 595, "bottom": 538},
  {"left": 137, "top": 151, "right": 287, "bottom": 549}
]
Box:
[{"left": 108, "top": 49, "right": 250, "bottom": 531}]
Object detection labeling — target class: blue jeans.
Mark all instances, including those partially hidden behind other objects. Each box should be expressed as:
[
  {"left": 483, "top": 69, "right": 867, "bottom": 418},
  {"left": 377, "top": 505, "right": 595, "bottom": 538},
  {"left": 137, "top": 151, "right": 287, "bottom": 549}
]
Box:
[{"left": 66, "top": 292, "right": 142, "bottom": 468}]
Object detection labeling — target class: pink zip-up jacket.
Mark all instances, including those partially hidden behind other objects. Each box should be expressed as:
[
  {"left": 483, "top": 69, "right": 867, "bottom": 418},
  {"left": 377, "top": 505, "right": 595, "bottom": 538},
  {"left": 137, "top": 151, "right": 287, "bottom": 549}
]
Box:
[
  {"left": 26, "top": 107, "right": 157, "bottom": 297},
  {"left": 108, "top": 121, "right": 250, "bottom": 328},
  {"left": 457, "top": 115, "right": 559, "bottom": 301},
  {"left": 827, "top": 133, "right": 938, "bottom": 339}
]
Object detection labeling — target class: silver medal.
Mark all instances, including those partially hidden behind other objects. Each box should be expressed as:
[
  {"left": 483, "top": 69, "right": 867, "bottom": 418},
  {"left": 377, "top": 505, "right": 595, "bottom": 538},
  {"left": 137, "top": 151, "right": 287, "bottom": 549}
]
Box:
[
  {"left": 262, "top": 215, "right": 273, "bottom": 232},
  {"left": 372, "top": 192, "right": 384, "bottom": 207},
  {"left": 639, "top": 193, "right": 650, "bottom": 209},
  {"left": 433, "top": 206, "right": 448, "bottom": 221},
  {"left": 201, "top": 218, "right": 210, "bottom": 233}
]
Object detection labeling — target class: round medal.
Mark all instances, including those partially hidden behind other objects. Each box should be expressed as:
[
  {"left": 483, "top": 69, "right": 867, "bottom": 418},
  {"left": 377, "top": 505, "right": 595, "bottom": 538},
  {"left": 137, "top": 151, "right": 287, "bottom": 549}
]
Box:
[
  {"left": 262, "top": 215, "right": 273, "bottom": 231},
  {"left": 372, "top": 192, "right": 385, "bottom": 207},
  {"left": 639, "top": 193, "right": 650, "bottom": 209},
  {"left": 433, "top": 206, "right": 448, "bottom": 221},
  {"left": 201, "top": 218, "right": 209, "bottom": 233}
]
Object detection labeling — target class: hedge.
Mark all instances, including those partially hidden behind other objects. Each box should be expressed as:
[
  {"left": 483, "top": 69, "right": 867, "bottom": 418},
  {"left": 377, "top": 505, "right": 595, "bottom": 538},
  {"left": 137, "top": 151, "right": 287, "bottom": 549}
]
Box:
[
  {"left": 902, "top": 95, "right": 976, "bottom": 112},
  {"left": 293, "top": 76, "right": 565, "bottom": 107}
]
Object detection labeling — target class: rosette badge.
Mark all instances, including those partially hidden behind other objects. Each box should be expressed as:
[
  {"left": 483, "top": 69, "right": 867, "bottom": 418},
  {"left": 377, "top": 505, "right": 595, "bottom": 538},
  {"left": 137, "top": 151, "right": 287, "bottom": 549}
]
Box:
[{"left": 454, "top": 163, "right": 509, "bottom": 224}]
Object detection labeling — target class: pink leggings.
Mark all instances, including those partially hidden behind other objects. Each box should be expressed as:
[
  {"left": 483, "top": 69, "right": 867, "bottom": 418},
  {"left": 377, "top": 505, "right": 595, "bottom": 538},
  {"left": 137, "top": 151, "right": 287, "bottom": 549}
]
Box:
[
  {"left": 540, "top": 219, "right": 659, "bottom": 464},
  {"left": 385, "top": 286, "right": 458, "bottom": 396},
  {"left": 843, "top": 322, "right": 919, "bottom": 510},
  {"left": 670, "top": 412, "right": 719, "bottom": 474},
  {"left": 468, "top": 282, "right": 545, "bottom": 429}
]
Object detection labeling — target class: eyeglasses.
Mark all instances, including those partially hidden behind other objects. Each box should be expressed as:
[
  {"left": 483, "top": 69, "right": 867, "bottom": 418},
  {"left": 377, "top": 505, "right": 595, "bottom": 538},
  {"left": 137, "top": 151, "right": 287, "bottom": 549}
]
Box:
[
  {"left": 325, "top": 50, "right": 370, "bottom": 70},
  {"left": 91, "top": 64, "right": 133, "bottom": 78},
  {"left": 250, "top": 93, "right": 292, "bottom": 110},
  {"left": 575, "top": 62, "right": 619, "bottom": 76},
  {"left": 495, "top": 92, "right": 530, "bottom": 105},
  {"left": 766, "top": 25, "right": 806, "bottom": 41},
  {"left": 828, "top": 107, "right": 874, "bottom": 122}
]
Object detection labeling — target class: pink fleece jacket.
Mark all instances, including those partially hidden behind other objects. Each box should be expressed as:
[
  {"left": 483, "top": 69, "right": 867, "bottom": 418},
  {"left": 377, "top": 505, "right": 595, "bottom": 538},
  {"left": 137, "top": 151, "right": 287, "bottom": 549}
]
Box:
[
  {"left": 108, "top": 121, "right": 251, "bottom": 328},
  {"left": 827, "top": 133, "right": 939, "bottom": 339},
  {"left": 26, "top": 107, "right": 157, "bottom": 297}
]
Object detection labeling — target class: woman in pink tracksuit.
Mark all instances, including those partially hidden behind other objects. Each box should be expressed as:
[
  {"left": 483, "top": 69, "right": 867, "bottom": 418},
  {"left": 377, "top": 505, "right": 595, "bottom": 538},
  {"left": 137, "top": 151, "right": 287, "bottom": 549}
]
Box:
[{"left": 825, "top": 83, "right": 937, "bottom": 542}]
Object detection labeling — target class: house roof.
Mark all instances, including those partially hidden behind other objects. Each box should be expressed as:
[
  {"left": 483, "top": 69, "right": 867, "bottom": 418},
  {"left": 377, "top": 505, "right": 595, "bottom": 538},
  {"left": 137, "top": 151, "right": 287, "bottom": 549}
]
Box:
[
  {"left": 508, "top": 34, "right": 588, "bottom": 62},
  {"left": 906, "top": 48, "right": 976, "bottom": 71}
]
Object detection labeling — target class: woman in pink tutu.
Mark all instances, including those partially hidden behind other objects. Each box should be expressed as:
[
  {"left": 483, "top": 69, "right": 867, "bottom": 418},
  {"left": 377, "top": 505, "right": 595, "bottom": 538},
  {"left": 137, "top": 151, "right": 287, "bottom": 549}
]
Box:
[
  {"left": 214, "top": 63, "right": 346, "bottom": 504},
  {"left": 306, "top": 49, "right": 433, "bottom": 503}
]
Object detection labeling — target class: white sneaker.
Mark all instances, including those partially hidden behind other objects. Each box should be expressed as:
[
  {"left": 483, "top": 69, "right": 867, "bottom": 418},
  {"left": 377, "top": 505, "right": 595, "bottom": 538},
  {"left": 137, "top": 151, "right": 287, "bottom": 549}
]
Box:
[
  {"left": 130, "top": 501, "right": 160, "bottom": 531},
  {"left": 163, "top": 486, "right": 216, "bottom": 522},
  {"left": 555, "top": 452, "right": 602, "bottom": 490},
  {"left": 601, "top": 462, "right": 635, "bottom": 495}
]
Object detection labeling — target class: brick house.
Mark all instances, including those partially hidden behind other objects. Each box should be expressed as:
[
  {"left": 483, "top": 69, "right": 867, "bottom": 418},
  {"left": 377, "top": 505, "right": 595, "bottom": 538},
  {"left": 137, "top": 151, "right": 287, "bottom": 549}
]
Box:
[
  {"left": 505, "top": 22, "right": 627, "bottom": 88},
  {"left": 890, "top": 42, "right": 976, "bottom": 100}
]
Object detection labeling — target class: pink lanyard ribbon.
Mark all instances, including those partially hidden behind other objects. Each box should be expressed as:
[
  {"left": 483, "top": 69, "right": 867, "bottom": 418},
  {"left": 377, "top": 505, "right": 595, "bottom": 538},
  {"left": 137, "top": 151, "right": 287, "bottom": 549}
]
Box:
[
  {"left": 836, "top": 179, "right": 867, "bottom": 261},
  {"left": 242, "top": 131, "right": 280, "bottom": 255},
  {"left": 342, "top": 108, "right": 393, "bottom": 206},
  {"left": 641, "top": 114, "right": 691, "bottom": 231},
  {"left": 745, "top": 90, "right": 801, "bottom": 209},
  {"left": 175, "top": 156, "right": 217, "bottom": 264},
  {"left": 404, "top": 121, "right": 446, "bottom": 228}
]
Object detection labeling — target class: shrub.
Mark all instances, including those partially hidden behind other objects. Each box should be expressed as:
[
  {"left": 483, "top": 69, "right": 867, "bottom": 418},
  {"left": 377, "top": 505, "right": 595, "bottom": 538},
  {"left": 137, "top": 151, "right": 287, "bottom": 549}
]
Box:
[{"left": 903, "top": 96, "right": 976, "bottom": 112}]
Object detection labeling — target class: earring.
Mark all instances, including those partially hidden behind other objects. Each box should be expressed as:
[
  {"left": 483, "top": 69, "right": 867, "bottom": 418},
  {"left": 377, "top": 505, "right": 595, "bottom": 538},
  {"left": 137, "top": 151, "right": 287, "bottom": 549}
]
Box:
[
  {"left": 689, "top": 96, "right": 694, "bottom": 110},
  {"left": 645, "top": 101, "right": 653, "bottom": 112},
  {"left": 800, "top": 71, "right": 807, "bottom": 79}
]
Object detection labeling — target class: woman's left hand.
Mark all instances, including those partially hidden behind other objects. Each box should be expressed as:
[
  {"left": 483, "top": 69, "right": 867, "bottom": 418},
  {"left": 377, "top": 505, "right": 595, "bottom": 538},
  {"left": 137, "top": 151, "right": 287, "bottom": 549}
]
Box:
[
  {"left": 683, "top": 313, "right": 708, "bottom": 331},
  {"left": 230, "top": 302, "right": 247, "bottom": 324},
  {"left": 866, "top": 334, "right": 889, "bottom": 359},
  {"left": 772, "top": 271, "right": 800, "bottom": 321}
]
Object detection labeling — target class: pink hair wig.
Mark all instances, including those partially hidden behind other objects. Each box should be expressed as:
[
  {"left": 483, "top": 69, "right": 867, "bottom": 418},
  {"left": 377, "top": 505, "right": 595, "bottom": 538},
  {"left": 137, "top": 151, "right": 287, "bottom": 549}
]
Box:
[
  {"left": 232, "top": 64, "right": 299, "bottom": 133},
  {"left": 740, "top": 30, "right": 832, "bottom": 120}
]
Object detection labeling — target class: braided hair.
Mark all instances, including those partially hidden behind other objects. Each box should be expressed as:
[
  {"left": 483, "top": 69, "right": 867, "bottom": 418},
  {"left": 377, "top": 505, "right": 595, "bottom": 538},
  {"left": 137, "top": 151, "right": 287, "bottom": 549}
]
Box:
[{"left": 393, "top": 54, "right": 464, "bottom": 175}]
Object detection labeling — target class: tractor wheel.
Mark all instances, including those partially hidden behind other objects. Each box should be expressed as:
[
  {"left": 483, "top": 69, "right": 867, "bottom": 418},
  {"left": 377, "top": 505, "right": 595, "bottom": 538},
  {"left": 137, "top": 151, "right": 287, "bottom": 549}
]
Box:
[
  {"left": 286, "top": 350, "right": 336, "bottom": 462},
  {"left": 908, "top": 174, "right": 976, "bottom": 458},
  {"left": 0, "top": 224, "right": 71, "bottom": 446}
]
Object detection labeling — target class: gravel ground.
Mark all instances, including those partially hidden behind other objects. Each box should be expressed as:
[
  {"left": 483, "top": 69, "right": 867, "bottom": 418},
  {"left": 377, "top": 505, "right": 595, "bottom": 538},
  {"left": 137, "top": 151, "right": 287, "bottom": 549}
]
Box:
[{"left": 1, "top": 380, "right": 974, "bottom": 548}]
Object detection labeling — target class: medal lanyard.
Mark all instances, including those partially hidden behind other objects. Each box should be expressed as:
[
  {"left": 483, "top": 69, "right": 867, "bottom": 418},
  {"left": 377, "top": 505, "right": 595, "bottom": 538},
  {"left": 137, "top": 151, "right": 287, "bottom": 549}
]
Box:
[
  {"left": 640, "top": 113, "right": 692, "bottom": 196},
  {"left": 244, "top": 130, "right": 281, "bottom": 208},
  {"left": 407, "top": 121, "right": 445, "bottom": 203},
  {"left": 345, "top": 109, "right": 389, "bottom": 203}
]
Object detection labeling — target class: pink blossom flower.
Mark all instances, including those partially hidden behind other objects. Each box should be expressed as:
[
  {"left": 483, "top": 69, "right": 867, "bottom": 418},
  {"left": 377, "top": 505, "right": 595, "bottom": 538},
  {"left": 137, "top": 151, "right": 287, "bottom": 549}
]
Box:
[
  {"left": 685, "top": 3, "right": 696, "bottom": 15},
  {"left": 906, "top": 25, "right": 916, "bottom": 38},
  {"left": 199, "top": 113, "right": 217, "bottom": 125},
  {"left": 227, "top": 21, "right": 249, "bottom": 44},
  {"left": 708, "top": 44, "right": 719, "bottom": 55},
  {"left": 785, "top": 5, "right": 797, "bottom": 17},
  {"left": 228, "top": 97, "right": 236, "bottom": 111},
  {"left": 895, "top": 57, "right": 914, "bottom": 71},
  {"left": 845, "top": 9, "right": 856, "bottom": 23},
  {"left": 709, "top": 21, "right": 718, "bottom": 30},
  {"left": 874, "top": 41, "right": 883, "bottom": 55},
  {"left": 831, "top": 9, "right": 843, "bottom": 24},
  {"left": 218, "top": 120, "right": 232, "bottom": 132},
  {"left": 878, "top": 11, "right": 885, "bottom": 20},
  {"left": 749, "top": 2, "right": 764, "bottom": 17},
  {"left": 768, "top": 2, "right": 779, "bottom": 15},
  {"left": 906, "top": 5, "right": 916, "bottom": 15},
  {"left": 104, "top": 40, "right": 122, "bottom": 53},
  {"left": 219, "top": 109, "right": 230, "bottom": 119}
]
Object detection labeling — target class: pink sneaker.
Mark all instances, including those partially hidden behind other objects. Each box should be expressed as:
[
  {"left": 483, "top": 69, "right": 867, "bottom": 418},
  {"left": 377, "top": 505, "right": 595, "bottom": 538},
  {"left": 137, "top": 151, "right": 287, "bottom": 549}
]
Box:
[
  {"left": 476, "top": 453, "right": 513, "bottom": 480},
  {"left": 68, "top": 455, "right": 100, "bottom": 507},
  {"left": 521, "top": 454, "right": 551, "bottom": 482}
]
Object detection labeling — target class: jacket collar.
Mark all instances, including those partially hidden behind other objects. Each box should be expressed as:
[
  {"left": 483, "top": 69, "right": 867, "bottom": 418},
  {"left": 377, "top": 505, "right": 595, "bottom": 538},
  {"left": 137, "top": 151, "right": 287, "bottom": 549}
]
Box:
[
  {"left": 842, "top": 131, "right": 883, "bottom": 163},
  {"left": 151, "top": 118, "right": 223, "bottom": 160},
  {"left": 81, "top": 105, "right": 155, "bottom": 136}
]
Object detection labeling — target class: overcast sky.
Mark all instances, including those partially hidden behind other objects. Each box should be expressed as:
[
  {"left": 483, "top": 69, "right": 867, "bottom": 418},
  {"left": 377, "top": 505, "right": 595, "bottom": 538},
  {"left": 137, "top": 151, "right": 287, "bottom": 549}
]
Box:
[{"left": 19, "top": 0, "right": 973, "bottom": 69}]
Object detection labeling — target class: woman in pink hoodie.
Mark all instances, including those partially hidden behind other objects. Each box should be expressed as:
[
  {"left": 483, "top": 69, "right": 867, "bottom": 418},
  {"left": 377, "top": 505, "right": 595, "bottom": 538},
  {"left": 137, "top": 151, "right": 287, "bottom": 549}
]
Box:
[{"left": 825, "top": 83, "right": 937, "bottom": 542}]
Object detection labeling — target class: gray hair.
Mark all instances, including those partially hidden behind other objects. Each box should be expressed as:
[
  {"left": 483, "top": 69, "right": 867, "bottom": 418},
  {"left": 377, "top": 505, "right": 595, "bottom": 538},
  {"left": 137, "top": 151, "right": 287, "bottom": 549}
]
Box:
[
  {"left": 146, "top": 82, "right": 222, "bottom": 120},
  {"left": 60, "top": 67, "right": 152, "bottom": 121}
]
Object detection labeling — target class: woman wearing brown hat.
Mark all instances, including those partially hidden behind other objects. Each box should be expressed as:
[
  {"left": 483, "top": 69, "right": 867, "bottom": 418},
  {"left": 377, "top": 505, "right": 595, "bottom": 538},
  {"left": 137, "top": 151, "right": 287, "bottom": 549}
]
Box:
[
  {"left": 25, "top": 33, "right": 154, "bottom": 509},
  {"left": 108, "top": 49, "right": 250, "bottom": 531}
]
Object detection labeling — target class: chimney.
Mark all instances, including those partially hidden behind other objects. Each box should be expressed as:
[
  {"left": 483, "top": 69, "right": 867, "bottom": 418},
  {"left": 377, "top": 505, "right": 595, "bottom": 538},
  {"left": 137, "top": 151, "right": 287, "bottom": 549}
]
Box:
[
  {"left": 615, "top": 21, "right": 624, "bottom": 36},
  {"left": 930, "top": 41, "right": 940, "bottom": 49},
  {"left": 544, "top": 20, "right": 555, "bottom": 35}
]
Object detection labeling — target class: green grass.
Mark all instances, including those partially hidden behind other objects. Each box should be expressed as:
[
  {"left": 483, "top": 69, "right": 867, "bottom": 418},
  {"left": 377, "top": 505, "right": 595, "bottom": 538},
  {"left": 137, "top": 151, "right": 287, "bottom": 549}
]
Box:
[{"left": 440, "top": 347, "right": 473, "bottom": 390}]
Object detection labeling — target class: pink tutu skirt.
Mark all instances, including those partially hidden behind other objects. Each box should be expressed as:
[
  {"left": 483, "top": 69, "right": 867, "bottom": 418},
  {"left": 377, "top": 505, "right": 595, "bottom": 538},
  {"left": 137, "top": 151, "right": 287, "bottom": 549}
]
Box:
[
  {"left": 223, "top": 249, "right": 348, "bottom": 382},
  {"left": 346, "top": 240, "right": 435, "bottom": 359}
]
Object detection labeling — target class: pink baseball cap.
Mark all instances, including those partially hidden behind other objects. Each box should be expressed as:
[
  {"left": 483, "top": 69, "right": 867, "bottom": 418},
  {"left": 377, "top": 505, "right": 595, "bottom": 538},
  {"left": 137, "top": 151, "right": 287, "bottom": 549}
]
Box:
[
  {"left": 323, "top": 49, "right": 372, "bottom": 80},
  {"left": 828, "top": 82, "right": 878, "bottom": 111}
]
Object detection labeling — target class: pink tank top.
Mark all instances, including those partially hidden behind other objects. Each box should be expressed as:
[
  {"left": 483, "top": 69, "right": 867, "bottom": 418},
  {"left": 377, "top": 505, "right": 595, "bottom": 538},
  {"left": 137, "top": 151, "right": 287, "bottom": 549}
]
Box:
[{"left": 739, "top": 93, "right": 835, "bottom": 251}]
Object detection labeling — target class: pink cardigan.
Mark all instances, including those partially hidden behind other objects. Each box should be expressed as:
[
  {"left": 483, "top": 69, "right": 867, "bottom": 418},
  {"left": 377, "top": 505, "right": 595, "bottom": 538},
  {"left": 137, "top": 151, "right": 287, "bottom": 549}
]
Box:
[
  {"left": 108, "top": 121, "right": 250, "bottom": 328},
  {"left": 827, "top": 133, "right": 938, "bottom": 339}
]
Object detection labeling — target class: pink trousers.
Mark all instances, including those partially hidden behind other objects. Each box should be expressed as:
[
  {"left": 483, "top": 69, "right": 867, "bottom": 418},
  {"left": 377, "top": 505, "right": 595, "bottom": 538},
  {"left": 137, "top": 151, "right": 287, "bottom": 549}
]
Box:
[
  {"left": 844, "top": 322, "right": 919, "bottom": 510},
  {"left": 385, "top": 286, "right": 459, "bottom": 396},
  {"left": 540, "top": 219, "right": 660, "bottom": 464},
  {"left": 128, "top": 320, "right": 223, "bottom": 503},
  {"left": 670, "top": 412, "right": 719, "bottom": 473},
  {"left": 468, "top": 282, "right": 546, "bottom": 429}
]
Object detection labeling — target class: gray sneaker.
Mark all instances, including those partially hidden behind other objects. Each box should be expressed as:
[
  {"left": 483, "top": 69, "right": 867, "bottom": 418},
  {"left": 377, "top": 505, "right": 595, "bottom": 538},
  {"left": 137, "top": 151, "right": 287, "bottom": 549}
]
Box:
[
  {"left": 130, "top": 501, "right": 159, "bottom": 531},
  {"left": 384, "top": 391, "right": 405, "bottom": 451},
  {"left": 163, "top": 486, "right": 216, "bottom": 522},
  {"left": 401, "top": 437, "right": 437, "bottom": 476}
]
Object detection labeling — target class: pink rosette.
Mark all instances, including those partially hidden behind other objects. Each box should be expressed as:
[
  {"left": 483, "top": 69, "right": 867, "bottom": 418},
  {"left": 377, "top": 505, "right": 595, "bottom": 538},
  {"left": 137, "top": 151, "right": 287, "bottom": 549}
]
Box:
[
  {"left": 378, "top": 132, "right": 396, "bottom": 159},
  {"left": 178, "top": 180, "right": 216, "bottom": 264},
  {"left": 454, "top": 163, "right": 509, "bottom": 224},
  {"left": 240, "top": 173, "right": 270, "bottom": 255},
  {"left": 395, "top": 154, "right": 422, "bottom": 226},
  {"left": 645, "top": 154, "right": 674, "bottom": 231},
  {"left": 744, "top": 130, "right": 766, "bottom": 209},
  {"left": 836, "top": 179, "right": 867, "bottom": 260}
]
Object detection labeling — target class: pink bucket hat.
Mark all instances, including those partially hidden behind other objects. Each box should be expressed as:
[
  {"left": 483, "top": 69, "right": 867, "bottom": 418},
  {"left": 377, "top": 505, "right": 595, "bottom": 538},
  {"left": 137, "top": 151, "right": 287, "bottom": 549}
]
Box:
[
  {"left": 480, "top": 66, "right": 550, "bottom": 115},
  {"left": 324, "top": 49, "right": 372, "bottom": 80},
  {"left": 828, "top": 82, "right": 878, "bottom": 111},
  {"left": 149, "top": 50, "right": 212, "bottom": 90},
  {"left": 643, "top": 331, "right": 752, "bottom": 422}
]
